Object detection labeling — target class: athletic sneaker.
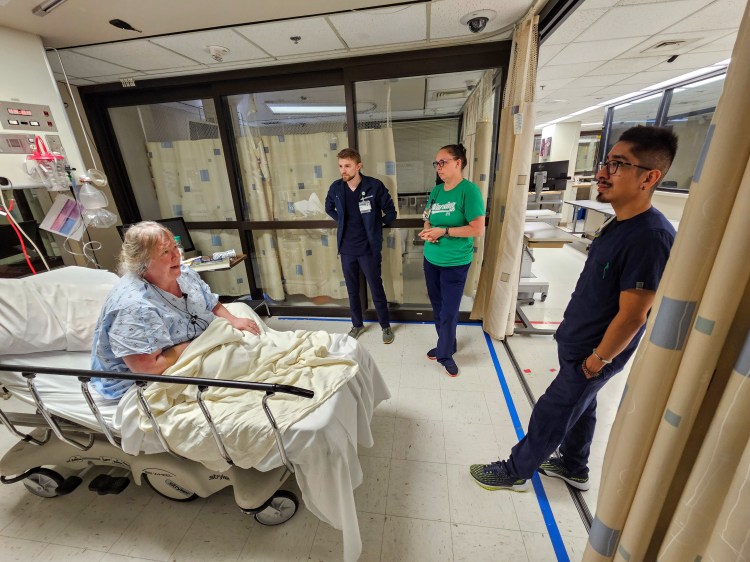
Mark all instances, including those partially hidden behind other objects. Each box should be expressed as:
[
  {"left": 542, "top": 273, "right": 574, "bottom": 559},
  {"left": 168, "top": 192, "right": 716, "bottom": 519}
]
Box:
[
  {"left": 347, "top": 325, "right": 366, "bottom": 339},
  {"left": 469, "top": 461, "right": 528, "bottom": 492},
  {"left": 382, "top": 327, "right": 395, "bottom": 344},
  {"left": 440, "top": 358, "right": 459, "bottom": 377},
  {"left": 538, "top": 457, "right": 590, "bottom": 491}
]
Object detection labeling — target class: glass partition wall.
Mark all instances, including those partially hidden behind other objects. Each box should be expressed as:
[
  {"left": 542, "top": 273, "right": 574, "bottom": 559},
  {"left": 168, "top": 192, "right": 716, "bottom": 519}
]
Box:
[
  {"left": 601, "top": 72, "right": 725, "bottom": 192},
  {"left": 84, "top": 43, "right": 507, "bottom": 319}
]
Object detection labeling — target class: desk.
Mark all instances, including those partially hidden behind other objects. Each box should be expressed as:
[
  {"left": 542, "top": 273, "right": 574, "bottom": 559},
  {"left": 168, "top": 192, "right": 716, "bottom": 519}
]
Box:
[
  {"left": 564, "top": 200, "right": 614, "bottom": 234},
  {"left": 517, "top": 223, "right": 576, "bottom": 336},
  {"left": 188, "top": 253, "right": 247, "bottom": 272}
]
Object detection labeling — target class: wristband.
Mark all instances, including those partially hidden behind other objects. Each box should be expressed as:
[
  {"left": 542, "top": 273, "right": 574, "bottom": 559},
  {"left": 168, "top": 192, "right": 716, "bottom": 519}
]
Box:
[
  {"left": 592, "top": 348, "right": 612, "bottom": 364},
  {"left": 581, "top": 359, "right": 601, "bottom": 378},
  {"left": 444, "top": 227, "right": 449, "bottom": 237}
]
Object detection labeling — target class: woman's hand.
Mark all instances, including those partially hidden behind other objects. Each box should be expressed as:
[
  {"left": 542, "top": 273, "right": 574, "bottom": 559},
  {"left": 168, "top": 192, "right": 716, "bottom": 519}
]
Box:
[
  {"left": 418, "top": 227, "right": 447, "bottom": 244},
  {"left": 228, "top": 316, "right": 261, "bottom": 335}
]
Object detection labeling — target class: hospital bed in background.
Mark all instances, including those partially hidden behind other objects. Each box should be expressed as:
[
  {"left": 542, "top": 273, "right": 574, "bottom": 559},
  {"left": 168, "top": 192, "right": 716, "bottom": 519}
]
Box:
[{"left": 0, "top": 266, "right": 389, "bottom": 562}]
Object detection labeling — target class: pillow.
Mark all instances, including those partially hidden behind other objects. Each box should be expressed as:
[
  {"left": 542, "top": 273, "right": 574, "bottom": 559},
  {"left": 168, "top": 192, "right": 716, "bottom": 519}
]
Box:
[{"left": 0, "top": 266, "right": 119, "bottom": 355}]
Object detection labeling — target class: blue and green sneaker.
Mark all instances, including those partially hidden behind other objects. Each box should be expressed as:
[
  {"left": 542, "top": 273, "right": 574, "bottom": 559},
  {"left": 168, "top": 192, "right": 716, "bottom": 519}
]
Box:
[
  {"left": 538, "top": 457, "right": 590, "bottom": 491},
  {"left": 469, "top": 461, "right": 528, "bottom": 492}
]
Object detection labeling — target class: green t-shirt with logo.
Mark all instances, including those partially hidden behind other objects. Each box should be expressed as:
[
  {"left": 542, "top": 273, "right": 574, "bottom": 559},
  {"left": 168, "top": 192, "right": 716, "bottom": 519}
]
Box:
[{"left": 423, "top": 179, "right": 485, "bottom": 267}]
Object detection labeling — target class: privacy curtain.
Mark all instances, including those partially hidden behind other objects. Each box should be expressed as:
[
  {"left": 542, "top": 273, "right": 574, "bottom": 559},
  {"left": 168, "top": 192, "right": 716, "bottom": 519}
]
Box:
[
  {"left": 148, "top": 139, "right": 249, "bottom": 296},
  {"left": 471, "top": 16, "right": 538, "bottom": 338},
  {"left": 461, "top": 71, "right": 494, "bottom": 299},
  {"left": 584, "top": 4, "right": 750, "bottom": 560},
  {"left": 149, "top": 128, "right": 401, "bottom": 303}
]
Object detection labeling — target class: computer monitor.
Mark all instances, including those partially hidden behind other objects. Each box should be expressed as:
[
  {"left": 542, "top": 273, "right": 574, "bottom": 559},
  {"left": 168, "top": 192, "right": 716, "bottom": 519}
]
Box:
[
  {"left": 529, "top": 160, "right": 570, "bottom": 192},
  {"left": 117, "top": 217, "right": 196, "bottom": 252}
]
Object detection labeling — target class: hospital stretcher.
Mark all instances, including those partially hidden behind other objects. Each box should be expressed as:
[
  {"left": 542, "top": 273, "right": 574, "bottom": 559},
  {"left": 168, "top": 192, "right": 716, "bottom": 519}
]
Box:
[
  {"left": 0, "top": 362, "right": 312, "bottom": 526},
  {"left": 0, "top": 266, "right": 387, "bottom": 561}
]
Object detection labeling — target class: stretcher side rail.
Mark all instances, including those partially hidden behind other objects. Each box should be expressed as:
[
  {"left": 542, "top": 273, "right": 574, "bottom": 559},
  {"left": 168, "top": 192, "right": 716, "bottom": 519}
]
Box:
[{"left": 0, "top": 363, "right": 314, "bottom": 475}]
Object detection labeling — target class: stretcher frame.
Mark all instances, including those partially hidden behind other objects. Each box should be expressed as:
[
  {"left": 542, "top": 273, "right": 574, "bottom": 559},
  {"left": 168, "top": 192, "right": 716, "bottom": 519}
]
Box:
[{"left": 0, "top": 363, "right": 314, "bottom": 525}]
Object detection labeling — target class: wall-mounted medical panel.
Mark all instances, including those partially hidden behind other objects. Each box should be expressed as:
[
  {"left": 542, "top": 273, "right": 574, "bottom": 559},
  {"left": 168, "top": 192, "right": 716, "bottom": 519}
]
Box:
[{"left": 0, "top": 101, "right": 58, "bottom": 132}]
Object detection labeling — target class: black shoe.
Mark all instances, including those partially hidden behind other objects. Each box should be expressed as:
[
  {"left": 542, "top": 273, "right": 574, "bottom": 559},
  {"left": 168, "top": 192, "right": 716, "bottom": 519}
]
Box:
[
  {"left": 427, "top": 342, "right": 457, "bottom": 361},
  {"left": 538, "top": 457, "right": 590, "bottom": 491},
  {"left": 440, "top": 358, "right": 459, "bottom": 377}
]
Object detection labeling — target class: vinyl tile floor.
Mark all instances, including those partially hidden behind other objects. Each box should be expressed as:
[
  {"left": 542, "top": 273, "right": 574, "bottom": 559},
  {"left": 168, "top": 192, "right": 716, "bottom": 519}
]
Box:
[{"left": 0, "top": 244, "right": 628, "bottom": 561}]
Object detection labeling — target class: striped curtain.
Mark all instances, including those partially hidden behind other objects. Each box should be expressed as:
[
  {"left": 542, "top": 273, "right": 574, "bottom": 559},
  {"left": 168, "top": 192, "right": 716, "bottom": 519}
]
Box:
[{"left": 584, "top": 4, "right": 750, "bottom": 560}]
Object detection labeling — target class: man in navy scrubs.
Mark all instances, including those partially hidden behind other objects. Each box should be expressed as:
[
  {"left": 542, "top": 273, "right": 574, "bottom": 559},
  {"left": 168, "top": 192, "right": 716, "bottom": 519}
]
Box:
[
  {"left": 470, "top": 126, "right": 679, "bottom": 491},
  {"left": 325, "top": 148, "right": 397, "bottom": 343}
]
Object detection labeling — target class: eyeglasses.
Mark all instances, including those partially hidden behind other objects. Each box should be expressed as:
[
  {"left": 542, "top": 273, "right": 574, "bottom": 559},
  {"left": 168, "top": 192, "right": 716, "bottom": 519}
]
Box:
[
  {"left": 432, "top": 158, "right": 458, "bottom": 169},
  {"left": 598, "top": 160, "right": 653, "bottom": 175}
]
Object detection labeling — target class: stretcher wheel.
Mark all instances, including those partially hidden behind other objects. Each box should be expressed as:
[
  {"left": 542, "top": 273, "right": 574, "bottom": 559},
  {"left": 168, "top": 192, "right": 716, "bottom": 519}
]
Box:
[
  {"left": 23, "top": 468, "right": 64, "bottom": 498},
  {"left": 253, "top": 490, "right": 299, "bottom": 526},
  {"left": 142, "top": 472, "right": 198, "bottom": 502}
]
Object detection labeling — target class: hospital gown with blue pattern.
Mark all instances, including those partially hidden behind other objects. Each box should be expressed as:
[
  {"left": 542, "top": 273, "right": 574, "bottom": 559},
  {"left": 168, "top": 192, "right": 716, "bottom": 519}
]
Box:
[{"left": 90, "top": 266, "right": 219, "bottom": 399}]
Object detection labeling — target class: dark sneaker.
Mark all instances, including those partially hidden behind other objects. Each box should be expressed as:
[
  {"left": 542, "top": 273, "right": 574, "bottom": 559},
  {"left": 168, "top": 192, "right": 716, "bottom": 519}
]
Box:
[
  {"left": 538, "top": 457, "right": 590, "bottom": 491},
  {"left": 382, "top": 327, "right": 394, "bottom": 344},
  {"left": 347, "top": 325, "right": 366, "bottom": 339},
  {"left": 440, "top": 358, "right": 459, "bottom": 377},
  {"left": 469, "top": 461, "right": 528, "bottom": 492}
]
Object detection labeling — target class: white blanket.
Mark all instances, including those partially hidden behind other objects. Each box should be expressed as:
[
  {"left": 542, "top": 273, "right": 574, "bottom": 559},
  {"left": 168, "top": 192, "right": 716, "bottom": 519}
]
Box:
[{"left": 138, "top": 308, "right": 359, "bottom": 472}]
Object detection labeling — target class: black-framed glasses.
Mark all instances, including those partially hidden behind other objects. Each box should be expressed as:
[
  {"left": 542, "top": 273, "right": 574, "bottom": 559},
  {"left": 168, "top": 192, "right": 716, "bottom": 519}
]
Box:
[
  {"left": 598, "top": 160, "right": 653, "bottom": 175},
  {"left": 432, "top": 158, "right": 458, "bottom": 169}
]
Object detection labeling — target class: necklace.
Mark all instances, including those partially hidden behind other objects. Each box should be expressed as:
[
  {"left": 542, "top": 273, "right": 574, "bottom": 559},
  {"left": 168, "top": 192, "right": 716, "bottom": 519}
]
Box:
[{"left": 148, "top": 283, "right": 210, "bottom": 339}]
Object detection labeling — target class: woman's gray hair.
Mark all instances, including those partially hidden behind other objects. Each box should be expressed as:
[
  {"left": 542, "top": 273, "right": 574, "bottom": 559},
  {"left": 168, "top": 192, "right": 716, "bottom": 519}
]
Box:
[{"left": 118, "top": 221, "right": 173, "bottom": 277}]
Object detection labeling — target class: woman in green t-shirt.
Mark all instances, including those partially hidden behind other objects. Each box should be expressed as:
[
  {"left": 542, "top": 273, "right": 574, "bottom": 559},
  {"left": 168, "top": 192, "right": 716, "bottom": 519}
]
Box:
[{"left": 418, "top": 144, "right": 486, "bottom": 377}]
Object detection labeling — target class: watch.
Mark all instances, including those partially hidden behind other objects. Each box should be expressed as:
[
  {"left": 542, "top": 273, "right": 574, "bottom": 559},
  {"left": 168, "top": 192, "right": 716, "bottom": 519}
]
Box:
[{"left": 445, "top": 227, "right": 450, "bottom": 237}]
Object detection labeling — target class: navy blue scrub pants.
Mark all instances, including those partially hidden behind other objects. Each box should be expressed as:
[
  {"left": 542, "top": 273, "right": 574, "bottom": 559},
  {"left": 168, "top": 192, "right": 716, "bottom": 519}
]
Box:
[
  {"left": 341, "top": 253, "right": 390, "bottom": 329},
  {"left": 423, "top": 258, "right": 470, "bottom": 362},
  {"left": 506, "top": 343, "right": 631, "bottom": 479}
]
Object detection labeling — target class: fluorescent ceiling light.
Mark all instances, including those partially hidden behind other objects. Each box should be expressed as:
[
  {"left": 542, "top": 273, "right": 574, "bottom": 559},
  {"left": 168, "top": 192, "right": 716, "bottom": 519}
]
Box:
[
  {"left": 32, "top": 0, "right": 68, "bottom": 16},
  {"left": 267, "top": 104, "right": 346, "bottom": 114}
]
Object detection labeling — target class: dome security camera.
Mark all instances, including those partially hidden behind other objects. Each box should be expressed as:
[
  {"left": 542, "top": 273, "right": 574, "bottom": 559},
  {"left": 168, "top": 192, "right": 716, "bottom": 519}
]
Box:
[
  {"left": 460, "top": 10, "right": 496, "bottom": 34},
  {"left": 467, "top": 17, "right": 489, "bottom": 33}
]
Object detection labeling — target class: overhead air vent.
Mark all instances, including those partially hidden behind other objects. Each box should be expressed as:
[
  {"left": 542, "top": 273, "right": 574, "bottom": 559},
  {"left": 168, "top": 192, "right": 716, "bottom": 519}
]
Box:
[
  {"left": 641, "top": 38, "right": 698, "bottom": 55},
  {"left": 433, "top": 89, "right": 467, "bottom": 100}
]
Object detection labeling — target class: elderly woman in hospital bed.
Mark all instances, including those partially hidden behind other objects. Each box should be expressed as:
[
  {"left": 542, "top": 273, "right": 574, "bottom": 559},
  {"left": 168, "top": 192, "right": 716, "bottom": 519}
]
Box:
[{"left": 90, "top": 221, "right": 260, "bottom": 399}]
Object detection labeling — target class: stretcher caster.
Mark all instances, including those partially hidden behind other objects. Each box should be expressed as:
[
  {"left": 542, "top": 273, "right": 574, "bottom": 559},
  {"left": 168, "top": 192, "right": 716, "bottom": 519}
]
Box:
[
  {"left": 23, "top": 467, "right": 64, "bottom": 498},
  {"left": 253, "top": 490, "right": 299, "bottom": 526},
  {"left": 142, "top": 472, "right": 198, "bottom": 502}
]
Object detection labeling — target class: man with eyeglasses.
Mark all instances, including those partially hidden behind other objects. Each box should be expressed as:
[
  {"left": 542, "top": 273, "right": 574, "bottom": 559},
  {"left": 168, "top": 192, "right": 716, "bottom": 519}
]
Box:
[
  {"left": 325, "top": 148, "right": 397, "bottom": 344},
  {"left": 471, "top": 125, "right": 678, "bottom": 492}
]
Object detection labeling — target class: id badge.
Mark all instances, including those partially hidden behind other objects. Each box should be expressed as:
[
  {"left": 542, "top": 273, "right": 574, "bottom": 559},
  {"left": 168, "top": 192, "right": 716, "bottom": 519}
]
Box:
[{"left": 359, "top": 200, "right": 372, "bottom": 213}]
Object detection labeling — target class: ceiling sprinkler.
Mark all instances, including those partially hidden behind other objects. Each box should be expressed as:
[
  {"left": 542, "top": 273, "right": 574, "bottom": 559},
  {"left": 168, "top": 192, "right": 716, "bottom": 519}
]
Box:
[{"left": 207, "top": 45, "right": 230, "bottom": 63}]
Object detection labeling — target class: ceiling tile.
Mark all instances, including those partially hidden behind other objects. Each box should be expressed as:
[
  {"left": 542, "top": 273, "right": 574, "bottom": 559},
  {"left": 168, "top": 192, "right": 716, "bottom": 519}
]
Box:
[
  {"left": 650, "top": 51, "right": 732, "bottom": 71},
  {"left": 143, "top": 65, "right": 209, "bottom": 76},
  {"left": 616, "top": 69, "right": 690, "bottom": 87},
  {"left": 543, "top": 8, "right": 608, "bottom": 46},
  {"left": 669, "top": 0, "right": 748, "bottom": 33},
  {"left": 570, "top": 73, "right": 637, "bottom": 89},
  {"left": 545, "top": 86, "right": 606, "bottom": 100},
  {"left": 86, "top": 72, "right": 145, "bottom": 84},
  {"left": 74, "top": 41, "right": 200, "bottom": 71},
  {"left": 151, "top": 29, "right": 270, "bottom": 65},
  {"left": 235, "top": 16, "right": 346, "bottom": 57},
  {"left": 547, "top": 36, "right": 651, "bottom": 65},
  {"left": 578, "top": 0, "right": 619, "bottom": 8},
  {"left": 617, "top": 30, "right": 731, "bottom": 60},
  {"left": 536, "top": 77, "right": 577, "bottom": 92},
  {"left": 586, "top": 56, "right": 666, "bottom": 76},
  {"left": 429, "top": 0, "right": 528, "bottom": 40},
  {"left": 329, "top": 4, "right": 426, "bottom": 48},
  {"left": 583, "top": 0, "right": 709, "bottom": 42},
  {"left": 47, "top": 50, "right": 135, "bottom": 77},
  {"left": 538, "top": 60, "right": 603, "bottom": 81},
  {"left": 687, "top": 32, "right": 738, "bottom": 53},
  {"left": 426, "top": 71, "right": 486, "bottom": 91}
]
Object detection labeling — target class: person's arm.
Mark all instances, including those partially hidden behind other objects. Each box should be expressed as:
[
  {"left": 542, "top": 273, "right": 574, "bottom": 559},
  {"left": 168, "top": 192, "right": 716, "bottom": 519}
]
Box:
[
  {"left": 379, "top": 184, "right": 397, "bottom": 225},
  {"left": 583, "top": 288, "right": 656, "bottom": 377},
  {"left": 122, "top": 342, "right": 191, "bottom": 374},
  {"left": 324, "top": 184, "right": 339, "bottom": 221},
  {"left": 213, "top": 302, "right": 261, "bottom": 335},
  {"left": 419, "top": 216, "right": 484, "bottom": 243}
]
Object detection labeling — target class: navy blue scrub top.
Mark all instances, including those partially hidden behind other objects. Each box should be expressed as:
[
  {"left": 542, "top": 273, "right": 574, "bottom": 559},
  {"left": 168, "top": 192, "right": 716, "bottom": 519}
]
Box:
[
  {"left": 555, "top": 207, "right": 675, "bottom": 358},
  {"left": 340, "top": 184, "right": 370, "bottom": 256}
]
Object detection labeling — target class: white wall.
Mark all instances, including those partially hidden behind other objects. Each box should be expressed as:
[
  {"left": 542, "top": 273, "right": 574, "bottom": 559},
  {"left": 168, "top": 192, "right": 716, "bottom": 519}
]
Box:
[
  {"left": 541, "top": 122, "right": 581, "bottom": 179},
  {"left": 652, "top": 190, "right": 688, "bottom": 222}
]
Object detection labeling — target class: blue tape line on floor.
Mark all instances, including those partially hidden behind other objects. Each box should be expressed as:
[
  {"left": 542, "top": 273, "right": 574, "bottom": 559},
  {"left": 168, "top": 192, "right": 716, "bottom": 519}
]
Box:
[{"left": 483, "top": 332, "right": 570, "bottom": 562}]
